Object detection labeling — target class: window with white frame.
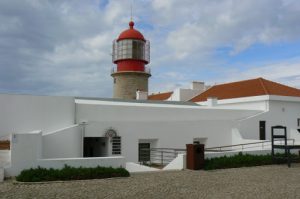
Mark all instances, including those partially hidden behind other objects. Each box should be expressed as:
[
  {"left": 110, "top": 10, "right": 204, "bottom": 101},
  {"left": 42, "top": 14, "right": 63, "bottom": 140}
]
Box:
[{"left": 112, "top": 136, "right": 121, "bottom": 155}]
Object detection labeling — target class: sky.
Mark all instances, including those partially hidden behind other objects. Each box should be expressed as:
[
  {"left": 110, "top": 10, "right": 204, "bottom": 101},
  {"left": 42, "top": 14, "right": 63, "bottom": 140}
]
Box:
[{"left": 0, "top": 0, "right": 300, "bottom": 97}]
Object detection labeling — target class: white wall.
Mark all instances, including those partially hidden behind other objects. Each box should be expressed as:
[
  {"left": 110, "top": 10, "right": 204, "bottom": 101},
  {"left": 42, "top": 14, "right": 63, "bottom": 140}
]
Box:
[
  {"left": 0, "top": 150, "right": 10, "bottom": 167},
  {"left": 37, "top": 156, "right": 125, "bottom": 170},
  {"left": 200, "top": 97, "right": 268, "bottom": 110},
  {"left": 42, "top": 125, "right": 82, "bottom": 159},
  {"left": 237, "top": 99, "right": 300, "bottom": 141},
  {"left": 75, "top": 100, "right": 260, "bottom": 163},
  {"left": 5, "top": 131, "right": 125, "bottom": 177},
  {"left": 0, "top": 94, "right": 75, "bottom": 137},
  {"left": 82, "top": 120, "right": 234, "bottom": 163},
  {"left": 168, "top": 88, "right": 201, "bottom": 101},
  {"left": 7, "top": 131, "right": 43, "bottom": 176}
]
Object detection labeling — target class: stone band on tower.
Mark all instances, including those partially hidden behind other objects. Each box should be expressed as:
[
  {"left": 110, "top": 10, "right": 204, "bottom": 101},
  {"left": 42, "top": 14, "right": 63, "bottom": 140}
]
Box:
[{"left": 111, "top": 21, "right": 151, "bottom": 99}]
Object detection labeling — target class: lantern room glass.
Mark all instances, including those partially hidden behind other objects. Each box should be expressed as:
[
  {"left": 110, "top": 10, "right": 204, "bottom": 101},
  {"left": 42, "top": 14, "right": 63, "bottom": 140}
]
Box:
[{"left": 112, "top": 39, "right": 150, "bottom": 63}]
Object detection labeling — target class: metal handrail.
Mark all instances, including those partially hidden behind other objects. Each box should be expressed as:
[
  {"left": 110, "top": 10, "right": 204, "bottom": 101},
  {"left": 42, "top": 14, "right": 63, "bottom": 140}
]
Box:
[
  {"left": 140, "top": 139, "right": 297, "bottom": 166},
  {"left": 206, "top": 139, "right": 295, "bottom": 152},
  {"left": 140, "top": 148, "right": 182, "bottom": 166}
]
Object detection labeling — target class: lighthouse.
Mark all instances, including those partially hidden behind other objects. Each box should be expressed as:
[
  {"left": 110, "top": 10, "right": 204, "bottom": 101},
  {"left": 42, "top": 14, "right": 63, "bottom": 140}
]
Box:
[{"left": 111, "top": 21, "right": 151, "bottom": 99}]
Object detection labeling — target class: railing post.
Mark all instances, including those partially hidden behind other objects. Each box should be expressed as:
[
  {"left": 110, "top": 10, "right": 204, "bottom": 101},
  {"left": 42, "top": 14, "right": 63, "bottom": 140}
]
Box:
[
  {"left": 149, "top": 149, "right": 152, "bottom": 165},
  {"left": 161, "top": 151, "right": 164, "bottom": 165}
]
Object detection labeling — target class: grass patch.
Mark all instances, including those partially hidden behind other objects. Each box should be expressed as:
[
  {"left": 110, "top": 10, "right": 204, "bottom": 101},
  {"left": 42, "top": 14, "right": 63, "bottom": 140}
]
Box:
[
  {"left": 16, "top": 165, "right": 130, "bottom": 182},
  {"left": 204, "top": 152, "right": 299, "bottom": 170}
]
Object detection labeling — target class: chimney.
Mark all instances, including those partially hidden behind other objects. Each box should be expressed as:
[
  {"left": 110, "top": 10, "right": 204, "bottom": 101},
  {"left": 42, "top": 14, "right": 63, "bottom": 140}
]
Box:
[
  {"left": 191, "top": 81, "right": 205, "bottom": 91},
  {"left": 136, "top": 90, "right": 148, "bottom": 100}
]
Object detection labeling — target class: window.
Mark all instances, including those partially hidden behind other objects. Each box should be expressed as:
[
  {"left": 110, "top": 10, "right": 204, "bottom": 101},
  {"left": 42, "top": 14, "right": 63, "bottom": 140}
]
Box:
[
  {"left": 298, "top": 118, "right": 300, "bottom": 127},
  {"left": 112, "top": 136, "right": 121, "bottom": 155},
  {"left": 138, "top": 143, "right": 150, "bottom": 162},
  {"left": 259, "top": 121, "right": 266, "bottom": 140},
  {"left": 112, "top": 39, "right": 148, "bottom": 62}
]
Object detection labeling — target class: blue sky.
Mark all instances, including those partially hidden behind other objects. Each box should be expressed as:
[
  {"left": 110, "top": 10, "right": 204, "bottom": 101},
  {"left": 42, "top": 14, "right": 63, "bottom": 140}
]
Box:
[{"left": 0, "top": 0, "right": 300, "bottom": 97}]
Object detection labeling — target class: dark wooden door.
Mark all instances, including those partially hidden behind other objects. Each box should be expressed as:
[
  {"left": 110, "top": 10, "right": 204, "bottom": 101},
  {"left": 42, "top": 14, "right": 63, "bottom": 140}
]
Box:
[{"left": 259, "top": 121, "right": 266, "bottom": 140}]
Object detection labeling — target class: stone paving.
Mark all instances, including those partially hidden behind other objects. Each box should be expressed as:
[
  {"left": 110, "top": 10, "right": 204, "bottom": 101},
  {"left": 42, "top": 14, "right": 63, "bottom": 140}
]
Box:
[{"left": 1, "top": 164, "right": 300, "bottom": 199}]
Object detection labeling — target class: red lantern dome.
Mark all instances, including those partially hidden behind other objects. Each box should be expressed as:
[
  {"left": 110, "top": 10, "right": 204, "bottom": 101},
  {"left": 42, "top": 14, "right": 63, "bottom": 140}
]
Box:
[
  {"left": 117, "top": 21, "right": 145, "bottom": 41},
  {"left": 112, "top": 20, "right": 150, "bottom": 72}
]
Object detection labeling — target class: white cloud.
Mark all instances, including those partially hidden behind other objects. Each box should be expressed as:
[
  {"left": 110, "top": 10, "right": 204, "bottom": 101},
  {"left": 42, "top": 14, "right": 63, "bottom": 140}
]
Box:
[
  {"left": 154, "top": 0, "right": 300, "bottom": 58},
  {"left": 217, "top": 57, "right": 300, "bottom": 88},
  {"left": 1, "top": 0, "right": 300, "bottom": 97}
]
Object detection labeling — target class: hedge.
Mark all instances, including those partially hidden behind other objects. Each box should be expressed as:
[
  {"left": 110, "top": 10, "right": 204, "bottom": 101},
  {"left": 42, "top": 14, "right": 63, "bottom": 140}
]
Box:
[
  {"left": 16, "top": 165, "right": 130, "bottom": 182},
  {"left": 204, "top": 152, "right": 298, "bottom": 170}
]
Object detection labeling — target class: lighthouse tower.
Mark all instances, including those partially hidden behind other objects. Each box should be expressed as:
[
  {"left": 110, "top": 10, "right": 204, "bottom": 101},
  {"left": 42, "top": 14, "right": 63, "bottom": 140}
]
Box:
[{"left": 111, "top": 21, "right": 151, "bottom": 99}]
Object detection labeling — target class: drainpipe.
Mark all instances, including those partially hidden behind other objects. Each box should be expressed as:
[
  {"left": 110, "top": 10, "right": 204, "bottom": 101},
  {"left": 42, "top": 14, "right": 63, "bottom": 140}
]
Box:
[{"left": 79, "top": 121, "right": 88, "bottom": 157}]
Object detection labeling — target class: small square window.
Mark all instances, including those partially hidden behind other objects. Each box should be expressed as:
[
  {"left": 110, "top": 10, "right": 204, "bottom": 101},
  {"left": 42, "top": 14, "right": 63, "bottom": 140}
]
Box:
[{"left": 297, "top": 118, "right": 300, "bottom": 127}]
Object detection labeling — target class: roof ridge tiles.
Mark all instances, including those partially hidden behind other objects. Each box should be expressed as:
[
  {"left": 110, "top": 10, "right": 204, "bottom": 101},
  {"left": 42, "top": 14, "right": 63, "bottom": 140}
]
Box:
[
  {"left": 190, "top": 77, "right": 300, "bottom": 102},
  {"left": 258, "top": 77, "right": 269, "bottom": 95}
]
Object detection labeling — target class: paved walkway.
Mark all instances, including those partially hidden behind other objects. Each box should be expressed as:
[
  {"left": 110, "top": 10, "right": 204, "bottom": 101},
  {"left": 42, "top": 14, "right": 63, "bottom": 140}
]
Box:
[{"left": 1, "top": 164, "right": 300, "bottom": 199}]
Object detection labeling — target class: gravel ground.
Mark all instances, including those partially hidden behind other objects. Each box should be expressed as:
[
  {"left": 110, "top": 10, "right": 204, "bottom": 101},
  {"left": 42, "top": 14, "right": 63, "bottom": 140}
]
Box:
[{"left": 1, "top": 164, "right": 300, "bottom": 199}]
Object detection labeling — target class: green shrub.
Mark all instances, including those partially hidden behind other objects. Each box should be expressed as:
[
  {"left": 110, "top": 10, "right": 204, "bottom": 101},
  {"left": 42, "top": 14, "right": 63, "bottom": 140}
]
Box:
[
  {"left": 204, "top": 152, "right": 299, "bottom": 170},
  {"left": 16, "top": 165, "right": 130, "bottom": 182}
]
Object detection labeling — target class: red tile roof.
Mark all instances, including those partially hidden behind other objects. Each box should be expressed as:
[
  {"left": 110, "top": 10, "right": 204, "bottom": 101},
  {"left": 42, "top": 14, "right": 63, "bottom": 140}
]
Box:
[
  {"left": 148, "top": 91, "right": 173, "bottom": 101},
  {"left": 190, "top": 78, "right": 300, "bottom": 102}
]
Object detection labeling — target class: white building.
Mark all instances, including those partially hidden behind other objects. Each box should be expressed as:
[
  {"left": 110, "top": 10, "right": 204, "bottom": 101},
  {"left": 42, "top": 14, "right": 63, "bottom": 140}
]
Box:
[
  {"left": 0, "top": 92, "right": 262, "bottom": 177},
  {"left": 1, "top": 77, "right": 300, "bottom": 177},
  {"left": 189, "top": 78, "right": 300, "bottom": 143}
]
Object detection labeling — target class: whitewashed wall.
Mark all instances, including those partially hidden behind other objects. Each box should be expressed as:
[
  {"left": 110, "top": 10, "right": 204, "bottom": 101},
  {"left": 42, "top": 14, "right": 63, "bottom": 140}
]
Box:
[
  {"left": 236, "top": 99, "right": 300, "bottom": 141},
  {"left": 168, "top": 88, "right": 201, "bottom": 101},
  {"left": 5, "top": 131, "right": 124, "bottom": 177},
  {"left": 83, "top": 120, "right": 234, "bottom": 163},
  {"left": 42, "top": 125, "right": 82, "bottom": 159},
  {"left": 0, "top": 94, "right": 75, "bottom": 137},
  {"left": 199, "top": 96, "right": 268, "bottom": 110},
  {"left": 6, "top": 131, "right": 43, "bottom": 176},
  {"left": 76, "top": 100, "right": 260, "bottom": 163},
  {"left": 37, "top": 157, "right": 125, "bottom": 170}
]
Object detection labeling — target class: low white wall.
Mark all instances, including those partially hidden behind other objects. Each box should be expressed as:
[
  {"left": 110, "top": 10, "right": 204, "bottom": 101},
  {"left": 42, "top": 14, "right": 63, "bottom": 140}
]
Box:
[
  {"left": 42, "top": 125, "right": 82, "bottom": 159},
  {"left": 6, "top": 131, "right": 42, "bottom": 176},
  {"left": 5, "top": 131, "right": 125, "bottom": 177},
  {"left": 37, "top": 156, "right": 125, "bottom": 169},
  {"left": 0, "top": 150, "right": 10, "bottom": 167}
]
